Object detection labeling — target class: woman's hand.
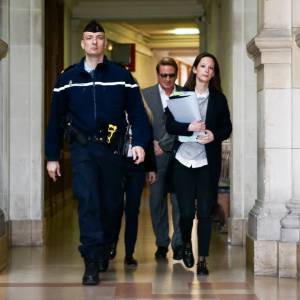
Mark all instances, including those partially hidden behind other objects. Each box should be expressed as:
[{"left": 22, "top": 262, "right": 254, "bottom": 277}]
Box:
[
  {"left": 197, "top": 130, "right": 214, "bottom": 144},
  {"left": 188, "top": 120, "right": 206, "bottom": 132}
]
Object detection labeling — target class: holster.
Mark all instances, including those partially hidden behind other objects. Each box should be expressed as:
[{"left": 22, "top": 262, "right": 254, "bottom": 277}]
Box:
[{"left": 63, "top": 115, "right": 127, "bottom": 155}]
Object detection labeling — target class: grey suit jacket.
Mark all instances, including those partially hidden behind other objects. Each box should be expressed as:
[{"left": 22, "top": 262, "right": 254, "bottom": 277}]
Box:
[{"left": 142, "top": 84, "right": 182, "bottom": 146}]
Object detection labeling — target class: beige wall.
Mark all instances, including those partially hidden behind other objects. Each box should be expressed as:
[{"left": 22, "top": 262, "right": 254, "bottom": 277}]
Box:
[
  {"left": 64, "top": 3, "right": 72, "bottom": 68},
  {"left": 102, "top": 22, "right": 158, "bottom": 88},
  {"left": 134, "top": 51, "right": 157, "bottom": 89},
  {"left": 204, "top": 0, "right": 233, "bottom": 104},
  {"left": 205, "top": 0, "right": 222, "bottom": 63}
]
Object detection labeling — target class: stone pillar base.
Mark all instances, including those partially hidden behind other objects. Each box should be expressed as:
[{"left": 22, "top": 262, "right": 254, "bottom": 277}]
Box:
[
  {"left": 0, "top": 222, "right": 9, "bottom": 271},
  {"left": 278, "top": 242, "right": 300, "bottom": 278},
  {"left": 228, "top": 218, "right": 247, "bottom": 245},
  {"left": 281, "top": 228, "right": 300, "bottom": 242},
  {"left": 246, "top": 235, "right": 278, "bottom": 276},
  {"left": 11, "top": 220, "right": 43, "bottom": 246}
]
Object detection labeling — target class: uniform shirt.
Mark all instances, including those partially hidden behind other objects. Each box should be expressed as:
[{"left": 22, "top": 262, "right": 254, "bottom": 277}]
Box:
[
  {"left": 45, "top": 56, "right": 150, "bottom": 161},
  {"left": 175, "top": 89, "right": 209, "bottom": 168},
  {"left": 84, "top": 60, "right": 95, "bottom": 73}
]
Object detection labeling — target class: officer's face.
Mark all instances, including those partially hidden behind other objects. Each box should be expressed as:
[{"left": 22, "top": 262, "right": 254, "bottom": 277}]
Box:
[
  {"left": 157, "top": 65, "right": 177, "bottom": 92},
  {"left": 81, "top": 32, "right": 107, "bottom": 57}
]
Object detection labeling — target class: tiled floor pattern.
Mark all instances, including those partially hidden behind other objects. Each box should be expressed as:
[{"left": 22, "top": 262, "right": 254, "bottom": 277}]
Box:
[
  {"left": 0, "top": 282, "right": 258, "bottom": 300},
  {"left": 0, "top": 197, "right": 299, "bottom": 299}
]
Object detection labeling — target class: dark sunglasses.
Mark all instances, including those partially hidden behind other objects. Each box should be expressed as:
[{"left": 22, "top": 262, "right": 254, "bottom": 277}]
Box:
[{"left": 159, "top": 73, "right": 176, "bottom": 78}]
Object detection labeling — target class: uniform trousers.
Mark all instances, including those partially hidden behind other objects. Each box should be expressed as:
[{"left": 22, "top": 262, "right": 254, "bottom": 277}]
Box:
[
  {"left": 113, "top": 158, "right": 146, "bottom": 256},
  {"left": 172, "top": 159, "right": 214, "bottom": 256},
  {"left": 70, "top": 142, "right": 123, "bottom": 262}
]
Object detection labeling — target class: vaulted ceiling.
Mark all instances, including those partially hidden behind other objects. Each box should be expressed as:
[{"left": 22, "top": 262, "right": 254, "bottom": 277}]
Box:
[{"left": 68, "top": 0, "right": 205, "bottom": 64}]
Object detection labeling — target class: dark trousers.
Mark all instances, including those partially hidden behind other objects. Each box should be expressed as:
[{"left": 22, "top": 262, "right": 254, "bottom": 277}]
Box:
[
  {"left": 70, "top": 142, "right": 123, "bottom": 262},
  {"left": 172, "top": 159, "right": 214, "bottom": 256},
  {"left": 114, "top": 158, "right": 146, "bottom": 256}
]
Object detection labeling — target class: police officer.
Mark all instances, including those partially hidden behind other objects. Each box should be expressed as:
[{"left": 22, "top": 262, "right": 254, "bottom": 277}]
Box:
[{"left": 45, "top": 20, "right": 150, "bottom": 285}]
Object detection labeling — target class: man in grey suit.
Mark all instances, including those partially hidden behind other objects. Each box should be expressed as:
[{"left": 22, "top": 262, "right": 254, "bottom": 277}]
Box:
[{"left": 142, "top": 57, "right": 182, "bottom": 260}]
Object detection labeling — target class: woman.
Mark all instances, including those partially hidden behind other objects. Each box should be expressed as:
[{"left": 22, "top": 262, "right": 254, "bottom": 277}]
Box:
[{"left": 165, "top": 52, "right": 232, "bottom": 275}]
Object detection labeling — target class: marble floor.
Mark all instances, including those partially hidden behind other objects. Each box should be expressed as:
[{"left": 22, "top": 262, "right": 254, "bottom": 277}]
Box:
[{"left": 0, "top": 196, "right": 300, "bottom": 300}]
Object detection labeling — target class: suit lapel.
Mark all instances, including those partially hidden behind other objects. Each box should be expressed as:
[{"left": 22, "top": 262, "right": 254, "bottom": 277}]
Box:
[{"left": 149, "top": 84, "right": 165, "bottom": 116}]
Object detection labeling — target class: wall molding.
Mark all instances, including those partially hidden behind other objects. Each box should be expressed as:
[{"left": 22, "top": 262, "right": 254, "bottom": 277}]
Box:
[{"left": 247, "top": 29, "right": 293, "bottom": 69}]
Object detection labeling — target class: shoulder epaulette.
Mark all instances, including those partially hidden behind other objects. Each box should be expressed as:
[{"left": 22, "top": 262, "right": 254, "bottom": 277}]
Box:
[{"left": 61, "top": 64, "right": 76, "bottom": 74}]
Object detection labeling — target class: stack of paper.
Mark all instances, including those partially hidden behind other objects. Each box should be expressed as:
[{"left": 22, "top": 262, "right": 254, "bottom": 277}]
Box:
[{"left": 167, "top": 92, "right": 201, "bottom": 143}]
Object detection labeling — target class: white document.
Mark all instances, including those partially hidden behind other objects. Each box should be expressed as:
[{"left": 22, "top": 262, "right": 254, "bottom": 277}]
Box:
[
  {"left": 167, "top": 92, "right": 201, "bottom": 143},
  {"left": 167, "top": 92, "right": 201, "bottom": 123}
]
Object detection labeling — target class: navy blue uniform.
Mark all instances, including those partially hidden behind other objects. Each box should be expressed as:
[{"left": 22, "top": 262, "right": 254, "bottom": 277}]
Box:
[{"left": 45, "top": 57, "right": 150, "bottom": 262}]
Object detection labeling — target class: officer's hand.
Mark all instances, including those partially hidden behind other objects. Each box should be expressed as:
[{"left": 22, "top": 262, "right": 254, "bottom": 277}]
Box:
[
  {"left": 47, "top": 161, "right": 61, "bottom": 182},
  {"left": 131, "top": 146, "right": 145, "bottom": 164}
]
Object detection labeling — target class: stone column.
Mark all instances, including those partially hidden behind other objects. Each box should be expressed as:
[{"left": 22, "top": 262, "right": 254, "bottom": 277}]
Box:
[
  {"left": 280, "top": 11, "right": 300, "bottom": 244},
  {"left": 247, "top": 0, "right": 293, "bottom": 275},
  {"left": 0, "top": 37, "right": 9, "bottom": 270},
  {"left": 277, "top": 3, "right": 300, "bottom": 278},
  {"left": 228, "top": 0, "right": 258, "bottom": 246},
  {"left": 9, "top": 0, "right": 44, "bottom": 245},
  {"left": 0, "top": 0, "right": 10, "bottom": 270}
]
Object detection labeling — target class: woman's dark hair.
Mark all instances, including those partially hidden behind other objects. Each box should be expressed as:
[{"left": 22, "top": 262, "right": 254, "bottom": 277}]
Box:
[{"left": 184, "top": 52, "right": 222, "bottom": 93}]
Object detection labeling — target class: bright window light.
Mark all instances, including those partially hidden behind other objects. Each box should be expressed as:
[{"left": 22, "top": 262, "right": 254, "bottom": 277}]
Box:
[{"left": 173, "top": 28, "right": 200, "bottom": 35}]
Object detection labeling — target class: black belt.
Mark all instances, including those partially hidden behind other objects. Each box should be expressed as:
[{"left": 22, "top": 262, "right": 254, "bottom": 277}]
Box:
[{"left": 86, "top": 135, "right": 107, "bottom": 144}]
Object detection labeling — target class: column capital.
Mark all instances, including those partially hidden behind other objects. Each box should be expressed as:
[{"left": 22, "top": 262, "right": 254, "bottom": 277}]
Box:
[
  {"left": 0, "top": 39, "right": 8, "bottom": 59},
  {"left": 247, "top": 29, "right": 293, "bottom": 68}
]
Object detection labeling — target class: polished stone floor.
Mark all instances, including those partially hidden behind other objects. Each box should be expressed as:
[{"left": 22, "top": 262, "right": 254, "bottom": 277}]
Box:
[{"left": 0, "top": 196, "right": 300, "bottom": 300}]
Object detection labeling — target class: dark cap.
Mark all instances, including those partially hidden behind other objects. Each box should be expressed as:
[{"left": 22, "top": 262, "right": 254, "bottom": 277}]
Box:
[{"left": 83, "top": 20, "right": 105, "bottom": 33}]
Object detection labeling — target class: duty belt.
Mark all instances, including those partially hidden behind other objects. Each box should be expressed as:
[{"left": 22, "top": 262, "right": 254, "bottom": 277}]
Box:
[{"left": 86, "top": 124, "right": 118, "bottom": 145}]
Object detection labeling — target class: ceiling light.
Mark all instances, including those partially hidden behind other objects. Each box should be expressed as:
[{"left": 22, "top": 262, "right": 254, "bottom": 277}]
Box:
[
  {"left": 173, "top": 28, "right": 200, "bottom": 35},
  {"left": 107, "top": 43, "right": 113, "bottom": 51}
]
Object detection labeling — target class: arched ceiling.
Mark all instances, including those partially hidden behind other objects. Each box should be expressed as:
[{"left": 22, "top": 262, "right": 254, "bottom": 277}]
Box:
[
  {"left": 68, "top": 0, "right": 205, "bottom": 64},
  {"left": 72, "top": 0, "right": 204, "bottom": 20}
]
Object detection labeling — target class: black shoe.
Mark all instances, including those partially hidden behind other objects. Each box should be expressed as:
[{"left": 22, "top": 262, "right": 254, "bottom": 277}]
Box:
[
  {"left": 155, "top": 246, "right": 168, "bottom": 259},
  {"left": 109, "top": 243, "right": 117, "bottom": 260},
  {"left": 173, "top": 245, "right": 183, "bottom": 260},
  {"left": 197, "top": 259, "right": 209, "bottom": 275},
  {"left": 182, "top": 245, "right": 194, "bottom": 268},
  {"left": 124, "top": 255, "right": 138, "bottom": 267},
  {"left": 98, "top": 257, "right": 109, "bottom": 272},
  {"left": 82, "top": 262, "right": 99, "bottom": 285}
]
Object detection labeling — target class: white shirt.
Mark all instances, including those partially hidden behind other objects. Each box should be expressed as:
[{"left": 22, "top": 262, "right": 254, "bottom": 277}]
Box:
[
  {"left": 84, "top": 60, "right": 95, "bottom": 73},
  {"left": 175, "top": 89, "right": 209, "bottom": 168},
  {"left": 158, "top": 84, "right": 176, "bottom": 110}
]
